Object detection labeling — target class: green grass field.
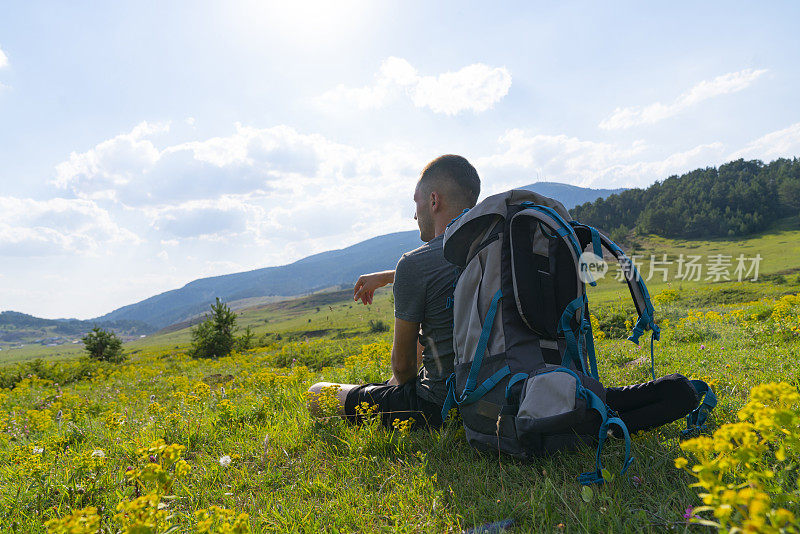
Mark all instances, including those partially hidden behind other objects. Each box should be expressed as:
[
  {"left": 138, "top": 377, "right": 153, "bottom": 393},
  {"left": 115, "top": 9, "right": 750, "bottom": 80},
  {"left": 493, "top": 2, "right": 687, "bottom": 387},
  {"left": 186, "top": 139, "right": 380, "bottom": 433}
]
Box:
[{"left": 1, "top": 220, "right": 799, "bottom": 532}]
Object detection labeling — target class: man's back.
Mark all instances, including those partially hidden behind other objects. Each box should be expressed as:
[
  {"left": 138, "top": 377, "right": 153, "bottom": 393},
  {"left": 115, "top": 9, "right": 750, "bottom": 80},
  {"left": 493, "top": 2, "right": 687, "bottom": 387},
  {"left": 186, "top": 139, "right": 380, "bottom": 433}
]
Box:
[
  {"left": 307, "top": 154, "right": 481, "bottom": 430},
  {"left": 393, "top": 233, "right": 457, "bottom": 406}
]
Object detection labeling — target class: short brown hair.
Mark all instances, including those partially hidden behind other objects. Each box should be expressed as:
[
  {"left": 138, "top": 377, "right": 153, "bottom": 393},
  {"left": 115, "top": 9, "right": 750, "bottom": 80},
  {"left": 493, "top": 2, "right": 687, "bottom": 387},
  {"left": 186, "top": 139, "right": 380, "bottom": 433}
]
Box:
[{"left": 418, "top": 155, "right": 480, "bottom": 210}]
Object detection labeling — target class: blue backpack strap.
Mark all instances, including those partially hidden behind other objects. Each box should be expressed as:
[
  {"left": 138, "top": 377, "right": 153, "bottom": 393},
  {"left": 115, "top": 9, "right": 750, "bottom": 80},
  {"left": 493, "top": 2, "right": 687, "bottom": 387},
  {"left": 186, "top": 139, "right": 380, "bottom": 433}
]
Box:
[
  {"left": 681, "top": 379, "right": 717, "bottom": 438},
  {"left": 462, "top": 289, "right": 502, "bottom": 398},
  {"left": 447, "top": 208, "right": 471, "bottom": 228},
  {"left": 521, "top": 204, "right": 583, "bottom": 260},
  {"left": 442, "top": 367, "right": 512, "bottom": 420},
  {"left": 505, "top": 373, "right": 528, "bottom": 399},
  {"left": 558, "top": 294, "right": 588, "bottom": 375},
  {"left": 441, "top": 373, "right": 457, "bottom": 420},
  {"left": 459, "top": 366, "right": 511, "bottom": 406},
  {"left": 578, "top": 388, "right": 634, "bottom": 485},
  {"left": 627, "top": 310, "right": 661, "bottom": 380},
  {"left": 589, "top": 225, "right": 602, "bottom": 259},
  {"left": 581, "top": 225, "right": 603, "bottom": 287},
  {"left": 441, "top": 289, "right": 504, "bottom": 420},
  {"left": 570, "top": 221, "right": 661, "bottom": 380},
  {"left": 583, "top": 307, "right": 599, "bottom": 380}
]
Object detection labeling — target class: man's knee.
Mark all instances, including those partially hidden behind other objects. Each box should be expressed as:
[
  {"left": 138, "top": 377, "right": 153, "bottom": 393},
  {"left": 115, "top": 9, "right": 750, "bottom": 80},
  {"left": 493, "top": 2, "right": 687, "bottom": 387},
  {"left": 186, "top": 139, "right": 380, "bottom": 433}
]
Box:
[
  {"left": 307, "top": 382, "right": 359, "bottom": 418},
  {"left": 307, "top": 382, "right": 328, "bottom": 417}
]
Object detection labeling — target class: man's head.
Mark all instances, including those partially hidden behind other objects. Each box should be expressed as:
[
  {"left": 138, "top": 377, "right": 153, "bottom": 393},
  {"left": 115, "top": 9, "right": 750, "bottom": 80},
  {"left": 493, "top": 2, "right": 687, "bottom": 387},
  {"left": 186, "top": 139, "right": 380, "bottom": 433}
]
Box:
[{"left": 414, "top": 155, "right": 480, "bottom": 242}]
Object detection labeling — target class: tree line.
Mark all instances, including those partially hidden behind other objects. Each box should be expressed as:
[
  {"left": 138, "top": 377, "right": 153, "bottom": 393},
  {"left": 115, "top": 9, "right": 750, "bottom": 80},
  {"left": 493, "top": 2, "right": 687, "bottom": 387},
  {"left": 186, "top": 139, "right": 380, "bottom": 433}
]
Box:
[{"left": 571, "top": 158, "right": 800, "bottom": 239}]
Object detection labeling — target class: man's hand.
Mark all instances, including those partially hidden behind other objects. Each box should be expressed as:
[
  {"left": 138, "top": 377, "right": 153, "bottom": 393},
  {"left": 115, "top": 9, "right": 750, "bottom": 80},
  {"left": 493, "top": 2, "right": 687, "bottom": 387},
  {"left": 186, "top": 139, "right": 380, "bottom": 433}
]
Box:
[{"left": 353, "top": 270, "right": 395, "bottom": 305}]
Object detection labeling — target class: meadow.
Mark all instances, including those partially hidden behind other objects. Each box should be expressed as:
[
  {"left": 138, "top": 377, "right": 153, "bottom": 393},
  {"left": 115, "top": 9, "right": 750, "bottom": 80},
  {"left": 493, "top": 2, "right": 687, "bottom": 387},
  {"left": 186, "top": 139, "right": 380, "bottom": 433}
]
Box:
[{"left": 1, "top": 224, "right": 799, "bottom": 533}]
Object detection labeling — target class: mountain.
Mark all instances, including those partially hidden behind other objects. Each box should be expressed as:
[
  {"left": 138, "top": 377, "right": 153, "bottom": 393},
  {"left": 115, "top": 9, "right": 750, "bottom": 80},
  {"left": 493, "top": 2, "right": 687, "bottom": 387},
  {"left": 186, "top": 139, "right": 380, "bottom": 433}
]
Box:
[
  {"left": 96, "top": 230, "right": 424, "bottom": 329},
  {"left": 0, "top": 310, "right": 155, "bottom": 345},
  {"left": 520, "top": 182, "right": 627, "bottom": 209}
]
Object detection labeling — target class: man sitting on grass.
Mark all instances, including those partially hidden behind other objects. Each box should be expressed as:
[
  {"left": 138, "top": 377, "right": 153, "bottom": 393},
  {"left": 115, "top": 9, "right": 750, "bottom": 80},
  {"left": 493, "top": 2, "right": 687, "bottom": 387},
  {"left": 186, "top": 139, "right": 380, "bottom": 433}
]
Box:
[{"left": 307, "top": 154, "right": 481, "bottom": 429}]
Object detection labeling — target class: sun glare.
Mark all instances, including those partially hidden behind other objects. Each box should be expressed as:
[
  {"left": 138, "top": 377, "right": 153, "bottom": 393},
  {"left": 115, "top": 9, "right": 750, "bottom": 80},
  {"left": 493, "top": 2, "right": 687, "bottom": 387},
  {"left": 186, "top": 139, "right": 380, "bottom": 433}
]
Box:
[{"left": 231, "top": 0, "right": 374, "bottom": 49}]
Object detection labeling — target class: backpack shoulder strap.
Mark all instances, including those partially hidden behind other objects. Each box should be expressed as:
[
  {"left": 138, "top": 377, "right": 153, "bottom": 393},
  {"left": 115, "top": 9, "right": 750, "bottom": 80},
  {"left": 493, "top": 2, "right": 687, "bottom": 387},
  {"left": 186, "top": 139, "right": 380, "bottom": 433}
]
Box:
[{"left": 569, "top": 222, "right": 661, "bottom": 379}]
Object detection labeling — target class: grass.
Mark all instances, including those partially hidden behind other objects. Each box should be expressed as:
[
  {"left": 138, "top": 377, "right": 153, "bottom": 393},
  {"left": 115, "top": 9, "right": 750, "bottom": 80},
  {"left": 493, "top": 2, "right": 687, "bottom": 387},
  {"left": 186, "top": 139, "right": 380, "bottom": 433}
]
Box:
[
  {"left": 2, "top": 286, "right": 798, "bottom": 532},
  {"left": 1, "top": 220, "right": 799, "bottom": 532}
]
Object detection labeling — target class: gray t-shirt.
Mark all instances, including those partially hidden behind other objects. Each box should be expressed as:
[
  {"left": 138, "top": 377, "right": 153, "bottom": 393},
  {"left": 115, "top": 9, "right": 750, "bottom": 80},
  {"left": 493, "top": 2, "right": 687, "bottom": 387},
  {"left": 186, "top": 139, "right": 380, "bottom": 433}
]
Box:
[{"left": 393, "top": 234, "right": 457, "bottom": 405}]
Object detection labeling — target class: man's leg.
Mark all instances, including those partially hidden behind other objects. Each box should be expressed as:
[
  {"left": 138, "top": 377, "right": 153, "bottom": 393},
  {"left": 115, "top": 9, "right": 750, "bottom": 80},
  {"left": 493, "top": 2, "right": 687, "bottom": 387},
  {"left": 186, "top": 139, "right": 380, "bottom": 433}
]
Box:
[{"left": 308, "top": 380, "right": 442, "bottom": 429}]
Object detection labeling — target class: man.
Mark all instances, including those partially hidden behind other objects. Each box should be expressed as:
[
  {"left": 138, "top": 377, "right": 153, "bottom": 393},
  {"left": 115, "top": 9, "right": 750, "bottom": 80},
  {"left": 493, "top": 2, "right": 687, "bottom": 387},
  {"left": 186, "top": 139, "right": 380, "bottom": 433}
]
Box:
[{"left": 307, "top": 155, "right": 480, "bottom": 428}]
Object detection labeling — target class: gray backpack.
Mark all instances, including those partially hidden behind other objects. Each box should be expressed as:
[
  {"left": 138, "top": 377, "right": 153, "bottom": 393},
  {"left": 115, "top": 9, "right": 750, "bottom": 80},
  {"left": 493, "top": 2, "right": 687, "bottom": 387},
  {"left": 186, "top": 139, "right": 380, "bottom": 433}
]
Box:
[{"left": 440, "top": 189, "right": 665, "bottom": 484}]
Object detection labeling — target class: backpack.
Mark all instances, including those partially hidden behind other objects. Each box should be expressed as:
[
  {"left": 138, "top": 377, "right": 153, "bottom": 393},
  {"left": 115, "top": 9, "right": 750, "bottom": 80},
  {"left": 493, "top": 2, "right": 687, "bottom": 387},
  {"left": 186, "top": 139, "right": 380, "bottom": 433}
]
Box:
[{"left": 440, "top": 189, "right": 716, "bottom": 484}]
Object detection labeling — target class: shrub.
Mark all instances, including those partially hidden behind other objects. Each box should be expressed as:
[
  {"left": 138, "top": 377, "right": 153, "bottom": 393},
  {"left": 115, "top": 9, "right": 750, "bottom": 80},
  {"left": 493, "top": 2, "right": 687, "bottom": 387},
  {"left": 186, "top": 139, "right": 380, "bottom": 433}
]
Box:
[
  {"left": 82, "top": 327, "right": 124, "bottom": 363},
  {"left": 368, "top": 319, "right": 390, "bottom": 333},
  {"left": 191, "top": 298, "right": 238, "bottom": 359}
]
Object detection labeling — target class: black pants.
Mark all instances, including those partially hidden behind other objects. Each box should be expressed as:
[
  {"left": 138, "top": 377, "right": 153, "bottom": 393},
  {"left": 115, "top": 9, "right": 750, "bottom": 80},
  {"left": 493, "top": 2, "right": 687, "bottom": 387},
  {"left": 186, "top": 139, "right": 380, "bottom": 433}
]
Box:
[
  {"left": 606, "top": 373, "right": 701, "bottom": 434},
  {"left": 344, "top": 380, "right": 444, "bottom": 430}
]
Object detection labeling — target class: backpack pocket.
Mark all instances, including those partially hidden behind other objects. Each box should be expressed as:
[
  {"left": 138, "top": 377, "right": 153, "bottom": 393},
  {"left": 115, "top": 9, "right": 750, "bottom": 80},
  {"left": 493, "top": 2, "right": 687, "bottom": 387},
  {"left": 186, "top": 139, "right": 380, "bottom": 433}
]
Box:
[
  {"left": 453, "top": 237, "right": 505, "bottom": 366},
  {"left": 514, "top": 368, "right": 599, "bottom": 455},
  {"left": 509, "top": 209, "right": 581, "bottom": 339}
]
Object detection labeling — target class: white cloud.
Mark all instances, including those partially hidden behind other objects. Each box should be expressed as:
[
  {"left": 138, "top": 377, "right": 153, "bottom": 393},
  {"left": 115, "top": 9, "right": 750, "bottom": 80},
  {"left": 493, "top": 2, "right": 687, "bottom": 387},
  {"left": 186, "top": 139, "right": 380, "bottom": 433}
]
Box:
[
  {"left": 55, "top": 122, "right": 353, "bottom": 205},
  {"left": 149, "top": 198, "right": 256, "bottom": 239},
  {"left": 477, "top": 128, "right": 725, "bottom": 189},
  {"left": 51, "top": 121, "right": 425, "bottom": 253},
  {"left": 52, "top": 119, "right": 762, "bottom": 262},
  {"left": 0, "top": 197, "right": 140, "bottom": 257},
  {"left": 53, "top": 121, "right": 168, "bottom": 196},
  {"left": 728, "top": 122, "right": 800, "bottom": 161},
  {"left": 0, "top": 47, "right": 8, "bottom": 69},
  {"left": 317, "top": 57, "right": 512, "bottom": 115},
  {"left": 599, "top": 68, "right": 767, "bottom": 130}
]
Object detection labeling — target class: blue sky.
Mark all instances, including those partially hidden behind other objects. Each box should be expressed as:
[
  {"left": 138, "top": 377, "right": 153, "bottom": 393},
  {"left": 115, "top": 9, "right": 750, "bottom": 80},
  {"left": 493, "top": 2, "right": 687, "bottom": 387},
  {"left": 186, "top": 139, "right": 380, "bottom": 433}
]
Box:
[{"left": 1, "top": 1, "right": 799, "bottom": 319}]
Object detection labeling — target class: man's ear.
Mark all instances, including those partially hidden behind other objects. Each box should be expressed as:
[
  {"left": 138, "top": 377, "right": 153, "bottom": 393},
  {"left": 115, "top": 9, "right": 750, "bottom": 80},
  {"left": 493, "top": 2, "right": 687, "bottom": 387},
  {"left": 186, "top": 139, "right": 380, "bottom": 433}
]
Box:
[{"left": 429, "top": 190, "right": 442, "bottom": 212}]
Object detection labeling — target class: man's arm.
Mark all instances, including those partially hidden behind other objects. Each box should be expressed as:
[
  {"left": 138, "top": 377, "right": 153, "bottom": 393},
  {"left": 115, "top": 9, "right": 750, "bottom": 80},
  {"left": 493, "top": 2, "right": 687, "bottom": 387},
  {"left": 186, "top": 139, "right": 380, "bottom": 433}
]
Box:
[
  {"left": 353, "top": 270, "right": 395, "bottom": 305},
  {"left": 390, "top": 316, "right": 420, "bottom": 384}
]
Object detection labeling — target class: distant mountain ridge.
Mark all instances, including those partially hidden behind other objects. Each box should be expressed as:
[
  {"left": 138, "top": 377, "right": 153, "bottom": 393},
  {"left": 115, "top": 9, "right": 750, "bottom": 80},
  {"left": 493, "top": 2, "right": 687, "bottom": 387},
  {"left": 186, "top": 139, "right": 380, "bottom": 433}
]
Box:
[
  {"left": 0, "top": 310, "right": 154, "bottom": 344},
  {"left": 521, "top": 182, "right": 626, "bottom": 207},
  {"left": 96, "top": 230, "right": 424, "bottom": 329},
  {"left": 3, "top": 182, "right": 626, "bottom": 331}
]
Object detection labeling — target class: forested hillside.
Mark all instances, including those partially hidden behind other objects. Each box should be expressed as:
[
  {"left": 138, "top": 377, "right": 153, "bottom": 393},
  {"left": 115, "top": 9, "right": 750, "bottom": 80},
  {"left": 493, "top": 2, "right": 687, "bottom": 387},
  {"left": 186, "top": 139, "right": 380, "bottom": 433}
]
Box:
[{"left": 571, "top": 158, "right": 800, "bottom": 238}]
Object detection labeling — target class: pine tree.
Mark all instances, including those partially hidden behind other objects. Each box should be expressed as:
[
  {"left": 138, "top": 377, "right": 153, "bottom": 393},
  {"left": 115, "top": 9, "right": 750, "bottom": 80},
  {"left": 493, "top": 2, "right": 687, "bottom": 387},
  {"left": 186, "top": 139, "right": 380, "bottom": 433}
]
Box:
[
  {"left": 190, "top": 297, "right": 238, "bottom": 359},
  {"left": 82, "top": 327, "right": 124, "bottom": 363}
]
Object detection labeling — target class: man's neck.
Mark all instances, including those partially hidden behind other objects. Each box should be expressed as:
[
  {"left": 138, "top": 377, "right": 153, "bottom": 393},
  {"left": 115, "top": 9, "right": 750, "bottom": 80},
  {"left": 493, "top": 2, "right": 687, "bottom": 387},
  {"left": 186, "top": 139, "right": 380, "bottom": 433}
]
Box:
[{"left": 433, "top": 212, "right": 460, "bottom": 239}]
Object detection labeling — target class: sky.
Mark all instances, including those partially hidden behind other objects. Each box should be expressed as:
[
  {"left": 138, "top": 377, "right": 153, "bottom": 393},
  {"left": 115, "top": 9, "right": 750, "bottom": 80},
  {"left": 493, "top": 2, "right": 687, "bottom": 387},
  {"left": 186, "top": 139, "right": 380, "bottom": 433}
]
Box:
[{"left": 1, "top": 1, "right": 799, "bottom": 319}]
